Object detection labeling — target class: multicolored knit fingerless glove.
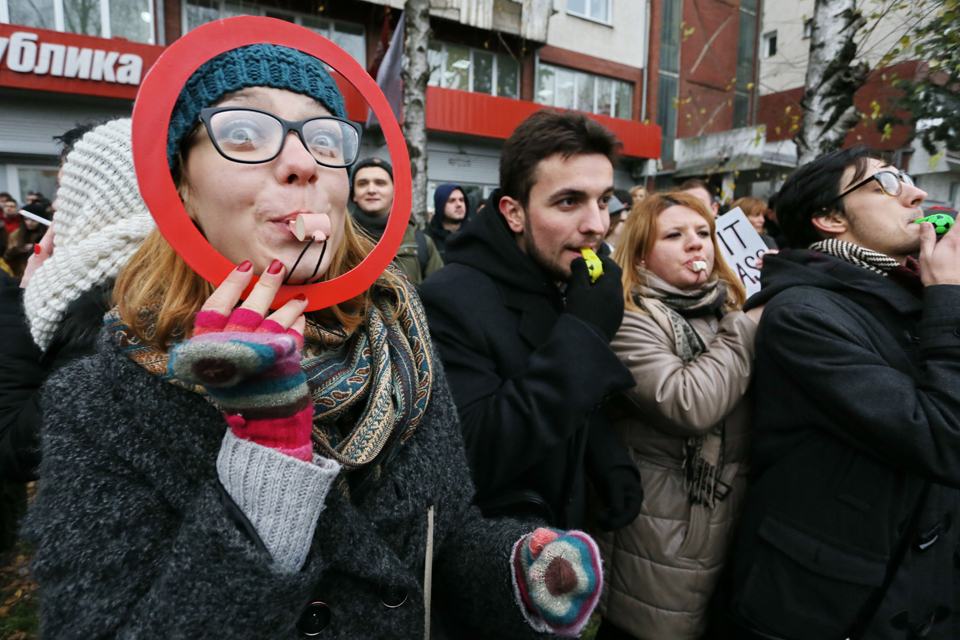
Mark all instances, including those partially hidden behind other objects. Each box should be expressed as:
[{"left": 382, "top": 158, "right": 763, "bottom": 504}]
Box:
[
  {"left": 512, "top": 528, "right": 603, "bottom": 637},
  {"left": 169, "top": 308, "right": 313, "bottom": 461}
]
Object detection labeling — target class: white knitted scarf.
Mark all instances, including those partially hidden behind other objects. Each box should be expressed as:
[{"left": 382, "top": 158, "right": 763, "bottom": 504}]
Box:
[{"left": 24, "top": 118, "right": 155, "bottom": 352}]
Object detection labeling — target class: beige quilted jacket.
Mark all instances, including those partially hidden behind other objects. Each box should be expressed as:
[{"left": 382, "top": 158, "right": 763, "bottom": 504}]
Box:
[{"left": 596, "top": 305, "right": 757, "bottom": 640}]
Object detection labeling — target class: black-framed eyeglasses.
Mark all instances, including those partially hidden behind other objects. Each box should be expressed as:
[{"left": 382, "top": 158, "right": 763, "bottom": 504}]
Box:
[
  {"left": 823, "top": 169, "right": 915, "bottom": 209},
  {"left": 198, "top": 107, "right": 362, "bottom": 168}
]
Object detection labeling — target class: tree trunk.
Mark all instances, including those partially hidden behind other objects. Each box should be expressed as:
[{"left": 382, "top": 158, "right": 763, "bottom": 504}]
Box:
[
  {"left": 794, "top": 0, "right": 868, "bottom": 166},
  {"left": 401, "top": 0, "right": 431, "bottom": 229}
]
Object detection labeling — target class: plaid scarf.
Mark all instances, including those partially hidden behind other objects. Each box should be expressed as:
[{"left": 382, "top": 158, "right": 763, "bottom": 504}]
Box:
[
  {"left": 634, "top": 268, "right": 728, "bottom": 507},
  {"left": 105, "top": 276, "right": 433, "bottom": 500}
]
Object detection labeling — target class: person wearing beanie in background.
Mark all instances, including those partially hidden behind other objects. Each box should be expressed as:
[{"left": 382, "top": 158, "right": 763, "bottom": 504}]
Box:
[
  {"left": 428, "top": 183, "right": 468, "bottom": 258},
  {"left": 0, "top": 118, "right": 155, "bottom": 482},
  {"left": 600, "top": 189, "right": 633, "bottom": 254},
  {"left": 3, "top": 203, "right": 51, "bottom": 278},
  {"left": 350, "top": 156, "right": 443, "bottom": 285},
  {"left": 25, "top": 31, "right": 605, "bottom": 640}
]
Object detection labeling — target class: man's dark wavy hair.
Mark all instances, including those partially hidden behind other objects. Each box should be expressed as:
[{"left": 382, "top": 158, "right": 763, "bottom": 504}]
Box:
[
  {"left": 776, "top": 146, "right": 882, "bottom": 248},
  {"left": 500, "top": 109, "right": 620, "bottom": 209}
]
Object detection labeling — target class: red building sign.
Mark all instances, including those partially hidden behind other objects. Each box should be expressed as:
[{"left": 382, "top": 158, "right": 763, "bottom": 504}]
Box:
[{"left": 0, "top": 24, "right": 165, "bottom": 100}]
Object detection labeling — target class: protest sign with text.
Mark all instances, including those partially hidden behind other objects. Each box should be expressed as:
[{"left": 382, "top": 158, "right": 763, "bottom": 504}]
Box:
[{"left": 715, "top": 207, "right": 767, "bottom": 297}]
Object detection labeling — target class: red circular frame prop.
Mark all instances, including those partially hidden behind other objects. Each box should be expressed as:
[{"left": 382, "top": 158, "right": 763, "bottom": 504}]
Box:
[{"left": 131, "top": 16, "right": 412, "bottom": 311}]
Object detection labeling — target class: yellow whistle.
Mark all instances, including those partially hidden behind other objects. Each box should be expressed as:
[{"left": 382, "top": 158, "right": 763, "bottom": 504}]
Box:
[{"left": 581, "top": 248, "right": 603, "bottom": 283}]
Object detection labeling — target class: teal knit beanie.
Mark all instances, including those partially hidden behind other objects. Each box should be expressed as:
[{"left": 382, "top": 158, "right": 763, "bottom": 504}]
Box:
[{"left": 167, "top": 43, "right": 348, "bottom": 169}]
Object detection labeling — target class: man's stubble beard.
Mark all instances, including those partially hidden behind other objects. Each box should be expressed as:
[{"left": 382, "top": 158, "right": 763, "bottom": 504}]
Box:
[
  {"left": 522, "top": 220, "right": 570, "bottom": 284},
  {"left": 844, "top": 207, "right": 920, "bottom": 259}
]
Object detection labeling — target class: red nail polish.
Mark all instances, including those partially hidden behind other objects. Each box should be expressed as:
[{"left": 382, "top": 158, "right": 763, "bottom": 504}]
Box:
[
  {"left": 236, "top": 260, "right": 253, "bottom": 272},
  {"left": 294, "top": 293, "right": 307, "bottom": 302},
  {"left": 267, "top": 259, "right": 283, "bottom": 275},
  {"left": 34, "top": 244, "right": 42, "bottom": 255}
]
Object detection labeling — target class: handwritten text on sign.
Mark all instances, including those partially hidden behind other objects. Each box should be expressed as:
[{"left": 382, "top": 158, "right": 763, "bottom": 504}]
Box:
[{"left": 715, "top": 207, "right": 767, "bottom": 297}]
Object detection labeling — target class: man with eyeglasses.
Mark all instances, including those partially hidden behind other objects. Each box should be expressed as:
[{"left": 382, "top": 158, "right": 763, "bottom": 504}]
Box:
[{"left": 718, "top": 147, "right": 960, "bottom": 640}]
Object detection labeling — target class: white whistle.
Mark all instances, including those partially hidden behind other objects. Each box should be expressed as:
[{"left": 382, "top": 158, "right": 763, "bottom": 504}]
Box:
[
  {"left": 289, "top": 213, "right": 331, "bottom": 242},
  {"left": 692, "top": 261, "right": 707, "bottom": 272}
]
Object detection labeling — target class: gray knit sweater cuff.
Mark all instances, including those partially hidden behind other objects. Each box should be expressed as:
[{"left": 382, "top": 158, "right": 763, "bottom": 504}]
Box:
[{"left": 217, "top": 431, "right": 341, "bottom": 572}]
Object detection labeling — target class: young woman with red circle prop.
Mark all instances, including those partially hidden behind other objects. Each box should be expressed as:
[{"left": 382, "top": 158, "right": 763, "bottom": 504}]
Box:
[{"left": 24, "top": 16, "right": 604, "bottom": 639}]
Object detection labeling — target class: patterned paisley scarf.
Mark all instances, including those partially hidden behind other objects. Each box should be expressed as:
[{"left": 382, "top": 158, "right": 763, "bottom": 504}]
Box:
[
  {"left": 633, "top": 268, "right": 729, "bottom": 508},
  {"left": 105, "top": 273, "right": 433, "bottom": 499}
]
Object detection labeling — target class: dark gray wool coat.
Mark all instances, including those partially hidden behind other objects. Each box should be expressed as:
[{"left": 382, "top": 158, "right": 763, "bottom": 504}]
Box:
[{"left": 25, "top": 331, "right": 552, "bottom": 640}]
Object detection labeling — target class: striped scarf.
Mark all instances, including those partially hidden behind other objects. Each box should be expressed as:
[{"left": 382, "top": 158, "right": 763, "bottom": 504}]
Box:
[
  {"left": 809, "top": 239, "right": 900, "bottom": 276},
  {"left": 105, "top": 275, "right": 433, "bottom": 498}
]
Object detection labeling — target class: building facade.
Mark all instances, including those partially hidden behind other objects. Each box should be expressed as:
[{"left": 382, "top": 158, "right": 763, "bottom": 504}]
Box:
[
  {"left": 754, "top": 0, "right": 958, "bottom": 208},
  {"left": 638, "top": 0, "right": 766, "bottom": 197},
  {"left": 633, "top": 0, "right": 958, "bottom": 211},
  {"left": 0, "top": 0, "right": 660, "bottom": 214}
]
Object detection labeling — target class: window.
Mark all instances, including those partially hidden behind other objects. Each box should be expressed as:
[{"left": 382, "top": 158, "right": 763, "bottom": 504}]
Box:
[
  {"left": 183, "top": 1, "right": 366, "bottom": 67},
  {"left": 732, "top": 93, "right": 750, "bottom": 128},
  {"left": 535, "top": 61, "right": 633, "bottom": 118},
  {"left": 657, "top": 73, "right": 678, "bottom": 160},
  {"left": 803, "top": 19, "right": 813, "bottom": 39},
  {"left": 428, "top": 41, "right": 520, "bottom": 99},
  {"left": 2, "top": 0, "right": 155, "bottom": 44},
  {"left": 15, "top": 166, "right": 60, "bottom": 206},
  {"left": 762, "top": 30, "right": 777, "bottom": 58},
  {"left": 658, "top": 0, "right": 682, "bottom": 161},
  {"left": 567, "top": 0, "right": 611, "bottom": 24},
  {"left": 733, "top": 0, "right": 757, "bottom": 128}
]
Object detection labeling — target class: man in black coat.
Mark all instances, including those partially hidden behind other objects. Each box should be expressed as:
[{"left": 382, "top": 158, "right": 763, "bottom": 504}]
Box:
[
  {"left": 419, "top": 110, "right": 642, "bottom": 531},
  {"left": 720, "top": 147, "right": 960, "bottom": 640}
]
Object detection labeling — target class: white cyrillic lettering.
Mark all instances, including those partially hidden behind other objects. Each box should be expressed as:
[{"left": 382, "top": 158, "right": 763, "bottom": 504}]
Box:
[
  {"left": 34, "top": 42, "right": 66, "bottom": 76},
  {"left": 116, "top": 53, "right": 143, "bottom": 85},
  {"left": 91, "top": 49, "right": 119, "bottom": 82},
  {"left": 64, "top": 46, "right": 93, "bottom": 79},
  {"left": 7, "top": 32, "right": 38, "bottom": 73},
  {"left": 0, "top": 38, "right": 9, "bottom": 64}
]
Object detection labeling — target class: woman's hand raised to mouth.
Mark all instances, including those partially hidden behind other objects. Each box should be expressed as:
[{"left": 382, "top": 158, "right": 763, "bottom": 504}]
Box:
[
  {"left": 170, "top": 258, "right": 314, "bottom": 460},
  {"left": 202, "top": 258, "right": 308, "bottom": 333}
]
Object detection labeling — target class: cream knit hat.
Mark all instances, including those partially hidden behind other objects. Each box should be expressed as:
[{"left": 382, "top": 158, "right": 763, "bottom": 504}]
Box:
[{"left": 24, "top": 118, "right": 155, "bottom": 352}]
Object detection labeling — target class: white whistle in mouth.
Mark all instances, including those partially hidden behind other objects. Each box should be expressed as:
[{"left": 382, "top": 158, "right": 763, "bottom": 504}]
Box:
[
  {"left": 289, "top": 213, "right": 331, "bottom": 242},
  {"left": 692, "top": 261, "right": 707, "bottom": 272}
]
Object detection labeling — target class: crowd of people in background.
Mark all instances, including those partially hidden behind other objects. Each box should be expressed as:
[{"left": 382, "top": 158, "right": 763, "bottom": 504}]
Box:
[{"left": 1, "top": 32, "right": 958, "bottom": 640}]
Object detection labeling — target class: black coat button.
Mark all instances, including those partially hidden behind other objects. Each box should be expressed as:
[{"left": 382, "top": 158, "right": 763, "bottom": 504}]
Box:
[
  {"left": 297, "top": 602, "right": 331, "bottom": 636},
  {"left": 954, "top": 326, "right": 960, "bottom": 338},
  {"left": 379, "top": 584, "right": 408, "bottom": 608}
]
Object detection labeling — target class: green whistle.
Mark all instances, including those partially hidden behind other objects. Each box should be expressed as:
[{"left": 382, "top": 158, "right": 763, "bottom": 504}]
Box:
[{"left": 913, "top": 213, "right": 954, "bottom": 235}]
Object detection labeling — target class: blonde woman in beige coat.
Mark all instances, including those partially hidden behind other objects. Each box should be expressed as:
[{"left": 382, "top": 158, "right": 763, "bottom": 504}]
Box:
[{"left": 595, "top": 192, "right": 762, "bottom": 640}]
